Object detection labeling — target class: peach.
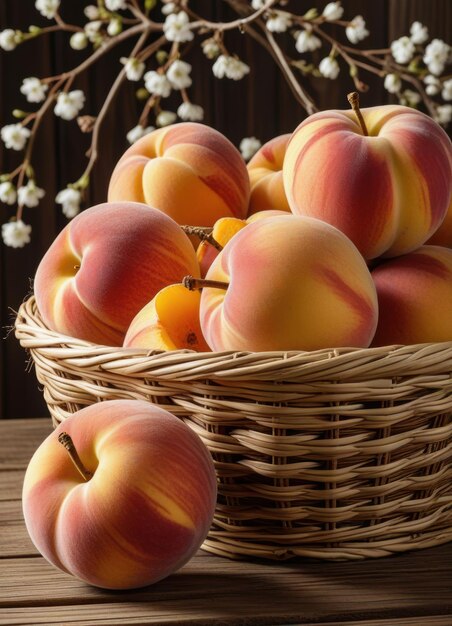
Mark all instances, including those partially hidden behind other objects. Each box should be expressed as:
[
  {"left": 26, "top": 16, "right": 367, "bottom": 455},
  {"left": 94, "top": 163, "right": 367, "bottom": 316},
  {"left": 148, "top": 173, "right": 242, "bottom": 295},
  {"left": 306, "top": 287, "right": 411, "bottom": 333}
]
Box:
[
  {"left": 108, "top": 122, "right": 250, "bottom": 227},
  {"left": 196, "top": 211, "right": 289, "bottom": 277},
  {"left": 283, "top": 96, "right": 452, "bottom": 260},
  {"left": 247, "top": 134, "right": 292, "bottom": 216},
  {"left": 426, "top": 196, "right": 452, "bottom": 247},
  {"left": 196, "top": 214, "right": 378, "bottom": 352},
  {"left": 34, "top": 202, "right": 200, "bottom": 346},
  {"left": 196, "top": 217, "right": 246, "bottom": 278},
  {"left": 371, "top": 245, "right": 452, "bottom": 346},
  {"left": 123, "top": 283, "right": 210, "bottom": 351},
  {"left": 22, "top": 399, "right": 217, "bottom": 589}
]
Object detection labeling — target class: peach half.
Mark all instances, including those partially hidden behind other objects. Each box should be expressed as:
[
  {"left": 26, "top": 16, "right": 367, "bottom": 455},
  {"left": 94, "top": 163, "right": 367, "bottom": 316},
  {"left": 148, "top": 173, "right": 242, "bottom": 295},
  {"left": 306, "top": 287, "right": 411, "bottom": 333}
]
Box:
[{"left": 123, "top": 284, "right": 210, "bottom": 352}]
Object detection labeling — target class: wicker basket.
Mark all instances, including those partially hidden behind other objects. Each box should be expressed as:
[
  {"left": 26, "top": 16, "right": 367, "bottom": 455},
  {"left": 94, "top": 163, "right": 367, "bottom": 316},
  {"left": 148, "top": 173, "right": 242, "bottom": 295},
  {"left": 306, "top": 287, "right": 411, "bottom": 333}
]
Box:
[{"left": 15, "top": 295, "right": 452, "bottom": 561}]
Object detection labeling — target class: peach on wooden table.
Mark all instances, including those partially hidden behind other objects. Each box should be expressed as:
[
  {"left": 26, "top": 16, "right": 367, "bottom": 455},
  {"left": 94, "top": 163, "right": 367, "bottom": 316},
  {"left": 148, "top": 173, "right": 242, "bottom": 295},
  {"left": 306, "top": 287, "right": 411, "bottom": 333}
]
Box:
[
  {"left": 34, "top": 202, "right": 200, "bottom": 346},
  {"left": 123, "top": 283, "right": 210, "bottom": 352},
  {"left": 371, "top": 245, "right": 452, "bottom": 346},
  {"left": 192, "top": 214, "right": 378, "bottom": 352},
  {"left": 22, "top": 399, "right": 217, "bottom": 590},
  {"left": 247, "top": 134, "right": 292, "bottom": 216},
  {"left": 108, "top": 122, "right": 250, "bottom": 227},
  {"left": 283, "top": 93, "right": 452, "bottom": 260}
]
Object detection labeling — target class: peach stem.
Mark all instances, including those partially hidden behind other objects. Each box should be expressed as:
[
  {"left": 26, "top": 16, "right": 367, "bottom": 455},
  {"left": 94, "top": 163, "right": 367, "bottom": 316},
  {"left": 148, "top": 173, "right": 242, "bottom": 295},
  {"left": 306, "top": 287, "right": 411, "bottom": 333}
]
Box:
[
  {"left": 183, "top": 275, "right": 229, "bottom": 291},
  {"left": 347, "top": 91, "right": 369, "bottom": 136},
  {"left": 58, "top": 432, "right": 92, "bottom": 481},
  {"left": 181, "top": 225, "right": 223, "bottom": 252}
]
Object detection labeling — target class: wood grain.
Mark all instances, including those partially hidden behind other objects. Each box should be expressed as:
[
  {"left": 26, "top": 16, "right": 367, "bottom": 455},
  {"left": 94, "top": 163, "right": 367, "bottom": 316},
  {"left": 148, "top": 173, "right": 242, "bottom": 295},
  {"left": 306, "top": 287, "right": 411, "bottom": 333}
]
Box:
[{"left": 0, "top": 419, "right": 451, "bottom": 625}]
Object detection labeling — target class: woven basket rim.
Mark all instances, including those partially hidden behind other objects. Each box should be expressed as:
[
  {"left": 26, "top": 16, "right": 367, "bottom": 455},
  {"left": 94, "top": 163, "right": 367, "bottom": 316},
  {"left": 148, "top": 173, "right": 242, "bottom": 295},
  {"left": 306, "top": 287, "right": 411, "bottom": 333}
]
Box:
[{"left": 15, "top": 295, "right": 452, "bottom": 381}]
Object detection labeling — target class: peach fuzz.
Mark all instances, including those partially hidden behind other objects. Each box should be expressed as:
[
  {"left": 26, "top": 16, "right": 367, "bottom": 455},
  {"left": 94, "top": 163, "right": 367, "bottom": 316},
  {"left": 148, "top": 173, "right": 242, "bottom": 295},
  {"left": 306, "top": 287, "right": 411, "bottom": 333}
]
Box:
[
  {"left": 283, "top": 97, "right": 452, "bottom": 260},
  {"left": 108, "top": 122, "right": 250, "bottom": 227},
  {"left": 371, "top": 245, "right": 452, "bottom": 346},
  {"left": 198, "top": 214, "right": 378, "bottom": 352},
  {"left": 123, "top": 283, "right": 210, "bottom": 351},
  {"left": 34, "top": 202, "right": 200, "bottom": 346},
  {"left": 247, "top": 134, "right": 292, "bottom": 215},
  {"left": 22, "top": 400, "right": 217, "bottom": 589}
]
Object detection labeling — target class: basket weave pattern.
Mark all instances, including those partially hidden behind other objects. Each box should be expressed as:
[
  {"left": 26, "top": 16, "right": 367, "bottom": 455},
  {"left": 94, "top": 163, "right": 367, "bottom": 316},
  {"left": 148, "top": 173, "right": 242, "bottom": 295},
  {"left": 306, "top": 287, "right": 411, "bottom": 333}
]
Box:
[{"left": 15, "top": 296, "right": 452, "bottom": 560}]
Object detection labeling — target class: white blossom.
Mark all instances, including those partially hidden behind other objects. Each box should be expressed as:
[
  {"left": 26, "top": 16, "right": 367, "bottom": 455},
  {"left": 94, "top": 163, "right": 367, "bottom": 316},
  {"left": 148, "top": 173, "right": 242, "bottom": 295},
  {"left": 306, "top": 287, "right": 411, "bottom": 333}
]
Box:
[
  {"left": 424, "top": 74, "right": 441, "bottom": 96},
  {"left": 107, "top": 18, "right": 122, "bottom": 37},
  {"left": 345, "top": 15, "right": 369, "bottom": 44},
  {"left": 84, "top": 5, "right": 100, "bottom": 20},
  {"left": 423, "top": 39, "right": 451, "bottom": 76},
  {"left": 410, "top": 21, "right": 428, "bottom": 45},
  {"left": 240, "top": 136, "right": 261, "bottom": 161},
  {"left": 163, "top": 11, "right": 193, "bottom": 43},
  {"left": 162, "top": 2, "right": 176, "bottom": 15},
  {"left": 266, "top": 12, "right": 292, "bottom": 33},
  {"left": 156, "top": 110, "right": 177, "bottom": 127},
  {"left": 84, "top": 21, "right": 103, "bottom": 43},
  {"left": 434, "top": 104, "right": 452, "bottom": 125},
  {"left": 126, "top": 125, "right": 155, "bottom": 144},
  {"left": 144, "top": 70, "right": 172, "bottom": 97},
  {"left": 20, "top": 77, "right": 48, "bottom": 103},
  {"left": 442, "top": 78, "right": 452, "bottom": 101},
  {"left": 319, "top": 56, "right": 340, "bottom": 80},
  {"left": 251, "top": 0, "right": 265, "bottom": 8},
  {"left": 322, "top": 2, "right": 344, "bottom": 21},
  {"left": 202, "top": 38, "right": 220, "bottom": 59},
  {"left": 1, "top": 124, "right": 31, "bottom": 151},
  {"left": 0, "top": 29, "right": 18, "bottom": 51},
  {"left": 399, "top": 89, "right": 421, "bottom": 107},
  {"left": 18, "top": 180, "right": 45, "bottom": 208},
  {"left": 384, "top": 73, "right": 401, "bottom": 94},
  {"left": 391, "top": 36, "right": 416, "bottom": 64},
  {"left": 295, "top": 27, "right": 322, "bottom": 53},
  {"left": 166, "top": 60, "right": 192, "bottom": 89},
  {"left": 70, "top": 32, "right": 88, "bottom": 50},
  {"left": 54, "top": 90, "right": 85, "bottom": 121},
  {"left": 2, "top": 220, "right": 32, "bottom": 248},
  {"left": 120, "top": 57, "right": 145, "bottom": 82},
  {"left": 0, "top": 182, "right": 17, "bottom": 205},
  {"left": 56, "top": 187, "right": 82, "bottom": 218},
  {"left": 177, "top": 102, "right": 204, "bottom": 121},
  {"left": 35, "top": 0, "right": 60, "bottom": 19},
  {"left": 212, "top": 55, "right": 250, "bottom": 80},
  {"left": 105, "top": 0, "right": 127, "bottom": 10}
]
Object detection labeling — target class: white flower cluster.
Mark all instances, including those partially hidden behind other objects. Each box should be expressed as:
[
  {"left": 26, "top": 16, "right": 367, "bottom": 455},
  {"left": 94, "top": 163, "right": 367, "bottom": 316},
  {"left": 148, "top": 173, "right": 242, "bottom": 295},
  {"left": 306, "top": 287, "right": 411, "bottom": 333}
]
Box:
[
  {"left": 1, "top": 0, "right": 452, "bottom": 248},
  {"left": 240, "top": 137, "right": 262, "bottom": 161},
  {"left": 2, "top": 220, "right": 32, "bottom": 248},
  {"left": 212, "top": 55, "right": 250, "bottom": 80},
  {"left": 54, "top": 90, "right": 85, "bottom": 121}
]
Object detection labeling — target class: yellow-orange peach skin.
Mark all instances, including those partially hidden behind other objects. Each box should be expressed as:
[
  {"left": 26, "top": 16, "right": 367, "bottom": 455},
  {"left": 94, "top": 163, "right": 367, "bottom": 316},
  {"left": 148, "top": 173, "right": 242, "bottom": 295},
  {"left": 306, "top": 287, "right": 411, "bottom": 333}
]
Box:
[
  {"left": 371, "top": 245, "right": 452, "bottom": 346},
  {"left": 124, "top": 284, "right": 210, "bottom": 351},
  {"left": 247, "top": 134, "right": 292, "bottom": 215},
  {"left": 34, "top": 202, "right": 200, "bottom": 346},
  {"left": 283, "top": 105, "right": 452, "bottom": 260},
  {"left": 22, "top": 400, "right": 217, "bottom": 589},
  {"left": 200, "top": 215, "right": 378, "bottom": 352},
  {"left": 108, "top": 122, "right": 250, "bottom": 226}
]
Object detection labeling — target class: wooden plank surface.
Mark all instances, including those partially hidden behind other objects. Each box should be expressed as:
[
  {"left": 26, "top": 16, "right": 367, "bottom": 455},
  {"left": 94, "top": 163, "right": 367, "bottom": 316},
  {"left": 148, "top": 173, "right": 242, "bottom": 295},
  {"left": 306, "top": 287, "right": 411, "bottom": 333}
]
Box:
[{"left": 0, "top": 418, "right": 451, "bottom": 625}]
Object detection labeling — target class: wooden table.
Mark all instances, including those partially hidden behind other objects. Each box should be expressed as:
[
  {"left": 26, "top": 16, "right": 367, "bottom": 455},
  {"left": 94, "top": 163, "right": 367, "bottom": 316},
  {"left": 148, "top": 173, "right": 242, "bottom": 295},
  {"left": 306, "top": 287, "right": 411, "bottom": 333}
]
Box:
[{"left": 0, "top": 418, "right": 451, "bottom": 625}]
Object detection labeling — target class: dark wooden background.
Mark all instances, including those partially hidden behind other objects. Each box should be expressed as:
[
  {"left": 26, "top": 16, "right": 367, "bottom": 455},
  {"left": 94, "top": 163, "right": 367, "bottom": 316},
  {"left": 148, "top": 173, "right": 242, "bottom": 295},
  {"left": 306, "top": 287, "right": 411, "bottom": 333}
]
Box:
[{"left": 1, "top": 1, "right": 451, "bottom": 418}]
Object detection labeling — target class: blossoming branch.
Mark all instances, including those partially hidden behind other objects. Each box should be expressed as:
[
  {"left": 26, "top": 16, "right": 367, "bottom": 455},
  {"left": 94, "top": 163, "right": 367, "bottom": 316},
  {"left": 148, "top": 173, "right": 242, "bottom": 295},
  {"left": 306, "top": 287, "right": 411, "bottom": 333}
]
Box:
[{"left": 0, "top": 0, "right": 451, "bottom": 248}]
